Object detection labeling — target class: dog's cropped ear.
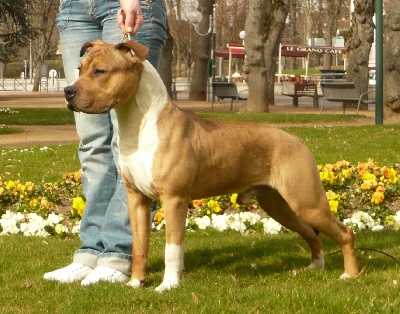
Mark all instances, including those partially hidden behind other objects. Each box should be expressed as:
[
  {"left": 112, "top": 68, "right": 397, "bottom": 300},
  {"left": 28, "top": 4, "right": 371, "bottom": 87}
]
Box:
[
  {"left": 79, "top": 39, "right": 106, "bottom": 57},
  {"left": 115, "top": 40, "right": 149, "bottom": 61}
]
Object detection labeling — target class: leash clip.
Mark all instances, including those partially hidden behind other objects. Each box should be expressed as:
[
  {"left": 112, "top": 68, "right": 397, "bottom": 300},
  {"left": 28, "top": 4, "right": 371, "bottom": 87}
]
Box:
[{"left": 121, "top": 33, "right": 131, "bottom": 42}]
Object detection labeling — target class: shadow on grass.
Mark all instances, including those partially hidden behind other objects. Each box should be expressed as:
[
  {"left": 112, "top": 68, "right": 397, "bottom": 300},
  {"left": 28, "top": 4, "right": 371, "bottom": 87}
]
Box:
[{"left": 147, "top": 229, "right": 400, "bottom": 285}]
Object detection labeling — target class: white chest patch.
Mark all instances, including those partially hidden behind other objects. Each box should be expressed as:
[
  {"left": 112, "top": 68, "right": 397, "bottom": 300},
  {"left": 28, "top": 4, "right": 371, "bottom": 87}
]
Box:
[
  {"left": 119, "top": 117, "right": 160, "bottom": 198},
  {"left": 117, "top": 61, "right": 168, "bottom": 199}
]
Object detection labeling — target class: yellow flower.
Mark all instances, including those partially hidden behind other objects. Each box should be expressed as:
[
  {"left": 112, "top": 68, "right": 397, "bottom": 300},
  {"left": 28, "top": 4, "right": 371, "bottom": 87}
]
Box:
[
  {"left": 363, "top": 172, "right": 376, "bottom": 181},
  {"left": 25, "top": 181, "right": 34, "bottom": 191},
  {"left": 29, "top": 199, "right": 39, "bottom": 207},
  {"left": 328, "top": 200, "right": 339, "bottom": 214},
  {"left": 381, "top": 167, "right": 398, "bottom": 184},
  {"left": 40, "top": 198, "right": 50, "bottom": 209},
  {"left": 385, "top": 215, "right": 394, "bottom": 225},
  {"left": 73, "top": 197, "right": 86, "bottom": 217},
  {"left": 320, "top": 171, "right": 335, "bottom": 184},
  {"left": 230, "top": 193, "right": 240, "bottom": 208},
  {"left": 341, "top": 168, "right": 353, "bottom": 179},
  {"left": 207, "top": 199, "right": 221, "bottom": 213},
  {"left": 6, "top": 180, "right": 14, "bottom": 190}
]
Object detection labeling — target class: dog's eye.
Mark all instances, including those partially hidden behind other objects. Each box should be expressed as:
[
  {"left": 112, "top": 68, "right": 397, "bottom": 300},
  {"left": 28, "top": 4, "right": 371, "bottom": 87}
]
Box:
[{"left": 93, "top": 69, "right": 106, "bottom": 76}]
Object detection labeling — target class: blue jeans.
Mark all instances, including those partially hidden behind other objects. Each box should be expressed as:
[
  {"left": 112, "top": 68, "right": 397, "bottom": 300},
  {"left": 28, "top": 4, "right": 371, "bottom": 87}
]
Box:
[{"left": 56, "top": 0, "right": 166, "bottom": 276}]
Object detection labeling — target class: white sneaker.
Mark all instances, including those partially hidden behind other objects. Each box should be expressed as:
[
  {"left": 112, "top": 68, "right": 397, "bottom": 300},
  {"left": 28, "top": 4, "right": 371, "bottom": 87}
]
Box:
[
  {"left": 81, "top": 265, "right": 129, "bottom": 286},
  {"left": 43, "top": 263, "right": 93, "bottom": 283}
]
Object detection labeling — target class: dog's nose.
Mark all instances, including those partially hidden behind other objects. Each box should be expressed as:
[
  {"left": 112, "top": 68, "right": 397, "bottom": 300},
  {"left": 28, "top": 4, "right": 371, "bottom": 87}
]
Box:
[{"left": 64, "top": 86, "right": 77, "bottom": 100}]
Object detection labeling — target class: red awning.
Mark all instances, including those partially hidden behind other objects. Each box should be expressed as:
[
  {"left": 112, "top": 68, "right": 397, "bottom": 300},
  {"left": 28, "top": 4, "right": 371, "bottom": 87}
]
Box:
[
  {"left": 215, "top": 43, "right": 245, "bottom": 59},
  {"left": 215, "top": 49, "right": 245, "bottom": 59}
]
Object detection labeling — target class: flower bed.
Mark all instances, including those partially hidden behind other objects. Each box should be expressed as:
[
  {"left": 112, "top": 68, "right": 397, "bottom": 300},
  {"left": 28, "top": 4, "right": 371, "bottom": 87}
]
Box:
[{"left": 1, "top": 159, "right": 399, "bottom": 238}]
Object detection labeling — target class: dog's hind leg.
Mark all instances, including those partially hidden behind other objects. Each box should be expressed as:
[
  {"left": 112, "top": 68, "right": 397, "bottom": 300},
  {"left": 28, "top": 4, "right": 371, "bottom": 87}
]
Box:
[
  {"left": 298, "top": 207, "right": 359, "bottom": 278},
  {"left": 155, "top": 195, "right": 189, "bottom": 293},
  {"left": 256, "top": 190, "right": 325, "bottom": 270},
  {"left": 276, "top": 185, "right": 359, "bottom": 278}
]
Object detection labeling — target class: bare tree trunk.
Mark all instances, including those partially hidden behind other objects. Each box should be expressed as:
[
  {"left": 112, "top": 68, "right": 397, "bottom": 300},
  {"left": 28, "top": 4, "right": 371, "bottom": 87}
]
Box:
[
  {"left": 345, "top": 0, "right": 375, "bottom": 94},
  {"left": 30, "top": 0, "right": 58, "bottom": 92},
  {"left": 243, "top": 0, "right": 289, "bottom": 112},
  {"left": 159, "top": 22, "right": 174, "bottom": 98},
  {"left": 189, "top": 0, "right": 214, "bottom": 101},
  {"left": 322, "top": 0, "right": 340, "bottom": 70},
  {"left": 383, "top": 0, "right": 400, "bottom": 118}
]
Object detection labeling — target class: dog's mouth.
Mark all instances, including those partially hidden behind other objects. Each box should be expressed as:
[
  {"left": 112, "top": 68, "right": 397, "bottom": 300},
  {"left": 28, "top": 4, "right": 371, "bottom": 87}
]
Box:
[
  {"left": 66, "top": 100, "right": 111, "bottom": 114},
  {"left": 66, "top": 101, "right": 77, "bottom": 112}
]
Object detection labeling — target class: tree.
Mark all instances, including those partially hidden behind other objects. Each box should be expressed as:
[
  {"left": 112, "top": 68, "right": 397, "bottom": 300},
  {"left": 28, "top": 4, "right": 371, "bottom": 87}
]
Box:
[
  {"left": 28, "top": 0, "right": 59, "bottom": 92},
  {"left": 383, "top": 0, "right": 400, "bottom": 119},
  {"left": 345, "top": 0, "right": 375, "bottom": 95},
  {"left": 159, "top": 22, "right": 174, "bottom": 98},
  {"left": 189, "top": 0, "right": 215, "bottom": 101},
  {"left": 243, "top": 0, "right": 290, "bottom": 112},
  {"left": 321, "top": 0, "right": 341, "bottom": 70},
  {"left": 0, "top": 0, "right": 33, "bottom": 64}
]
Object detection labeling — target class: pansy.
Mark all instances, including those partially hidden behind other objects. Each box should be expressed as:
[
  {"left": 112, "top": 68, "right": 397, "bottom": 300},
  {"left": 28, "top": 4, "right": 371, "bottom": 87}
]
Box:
[{"left": 207, "top": 199, "right": 221, "bottom": 213}]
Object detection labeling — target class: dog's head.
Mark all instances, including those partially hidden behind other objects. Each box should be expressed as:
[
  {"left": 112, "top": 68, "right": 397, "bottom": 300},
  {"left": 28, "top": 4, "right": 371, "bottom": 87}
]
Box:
[{"left": 64, "top": 39, "right": 149, "bottom": 113}]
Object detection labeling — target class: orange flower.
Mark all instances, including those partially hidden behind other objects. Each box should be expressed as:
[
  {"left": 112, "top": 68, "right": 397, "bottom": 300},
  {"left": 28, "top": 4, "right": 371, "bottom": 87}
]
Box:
[
  {"left": 154, "top": 208, "right": 164, "bottom": 222},
  {"left": 192, "top": 199, "right": 205, "bottom": 208},
  {"left": 371, "top": 185, "right": 385, "bottom": 204}
]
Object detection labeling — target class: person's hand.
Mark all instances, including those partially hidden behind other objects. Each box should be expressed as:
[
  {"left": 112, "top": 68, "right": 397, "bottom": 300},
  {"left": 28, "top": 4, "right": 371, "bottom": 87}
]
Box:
[{"left": 117, "top": 0, "right": 143, "bottom": 35}]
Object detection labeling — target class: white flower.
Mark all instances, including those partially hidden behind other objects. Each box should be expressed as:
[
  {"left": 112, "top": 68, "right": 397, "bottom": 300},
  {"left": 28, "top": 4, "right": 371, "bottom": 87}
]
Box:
[
  {"left": 55, "top": 224, "right": 68, "bottom": 234},
  {"left": 0, "top": 218, "right": 20, "bottom": 235},
  {"left": 156, "top": 220, "right": 165, "bottom": 231},
  {"left": 371, "top": 225, "right": 384, "bottom": 232},
  {"left": 261, "top": 218, "right": 282, "bottom": 235},
  {"left": 229, "top": 213, "right": 247, "bottom": 233},
  {"left": 194, "top": 215, "right": 211, "bottom": 230},
  {"left": 71, "top": 221, "right": 81, "bottom": 234},
  {"left": 46, "top": 213, "right": 63, "bottom": 225},
  {"left": 344, "top": 211, "right": 381, "bottom": 231},
  {"left": 211, "top": 213, "right": 229, "bottom": 231}
]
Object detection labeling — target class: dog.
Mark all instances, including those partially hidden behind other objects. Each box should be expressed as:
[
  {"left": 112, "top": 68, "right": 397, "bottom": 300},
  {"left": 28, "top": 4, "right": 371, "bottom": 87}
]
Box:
[{"left": 64, "top": 39, "right": 359, "bottom": 292}]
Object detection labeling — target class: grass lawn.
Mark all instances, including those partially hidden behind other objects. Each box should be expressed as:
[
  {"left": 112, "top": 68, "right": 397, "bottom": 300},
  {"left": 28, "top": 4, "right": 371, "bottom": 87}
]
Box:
[
  {"left": 0, "top": 107, "right": 399, "bottom": 313},
  {"left": 0, "top": 230, "right": 399, "bottom": 313}
]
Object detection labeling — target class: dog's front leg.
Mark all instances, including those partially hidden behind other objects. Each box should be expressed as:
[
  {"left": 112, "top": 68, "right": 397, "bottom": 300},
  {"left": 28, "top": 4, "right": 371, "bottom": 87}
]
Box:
[
  {"left": 155, "top": 196, "right": 188, "bottom": 293},
  {"left": 122, "top": 177, "right": 152, "bottom": 289}
]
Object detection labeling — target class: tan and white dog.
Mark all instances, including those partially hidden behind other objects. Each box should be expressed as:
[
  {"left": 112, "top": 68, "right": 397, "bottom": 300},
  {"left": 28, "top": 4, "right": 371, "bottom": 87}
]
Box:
[{"left": 65, "top": 39, "right": 359, "bottom": 292}]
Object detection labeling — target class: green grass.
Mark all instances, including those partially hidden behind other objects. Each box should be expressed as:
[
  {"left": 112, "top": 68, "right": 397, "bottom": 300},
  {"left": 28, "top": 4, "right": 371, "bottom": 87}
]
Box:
[
  {"left": 1, "top": 144, "right": 79, "bottom": 183},
  {"left": 197, "top": 111, "right": 366, "bottom": 124},
  {"left": 285, "top": 125, "right": 400, "bottom": 166},
  {"left": 1, "top": 109, "right": 400, "bottom": 312},
  {"left": 0, "top": 108, "right": 74, "bottom": 125},
  {"left": 0, "top": 230, "right": 399, "bottom": 313}
]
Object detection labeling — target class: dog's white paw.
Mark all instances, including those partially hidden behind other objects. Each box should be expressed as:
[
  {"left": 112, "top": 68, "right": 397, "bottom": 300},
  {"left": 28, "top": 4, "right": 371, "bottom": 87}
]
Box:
[
  {"left": 155, "top": 279, "right": 179, "bottom": 293},
  {"left": 306, "top": 252, "right": 325, "bottom": 270},
  {"left": 339, "top": 273, "right": 352, "bottom": 280},
  {"left": 126, "top": 279, "right": 144, "bottom": 289}
]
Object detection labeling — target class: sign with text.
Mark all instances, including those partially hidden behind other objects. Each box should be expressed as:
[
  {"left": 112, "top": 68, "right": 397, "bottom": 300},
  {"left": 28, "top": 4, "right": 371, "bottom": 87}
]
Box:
[{"left": 281, "top": 44, "right": 347, "bottom": 56}]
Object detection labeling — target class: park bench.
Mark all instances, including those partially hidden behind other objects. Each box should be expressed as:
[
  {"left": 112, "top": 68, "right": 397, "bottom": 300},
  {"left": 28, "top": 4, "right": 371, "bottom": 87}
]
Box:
[
  {"left": 211, "top": 82, "right": 248, "bottom": 111},
  {"left": 283, "top": 83, "right": 319, "bottom": 108},
  {"left": 320, "top": 82, "right": 375, "bottom": 114}
]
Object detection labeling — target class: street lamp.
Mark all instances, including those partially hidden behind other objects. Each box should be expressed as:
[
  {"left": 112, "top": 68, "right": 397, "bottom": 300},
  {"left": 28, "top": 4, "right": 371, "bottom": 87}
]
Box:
[
  {"left": 188, "top": 4, "right": 216, "bottom": 101},
  {"left": 239, "top": 30, "right": 245, "bottom": 46}
]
